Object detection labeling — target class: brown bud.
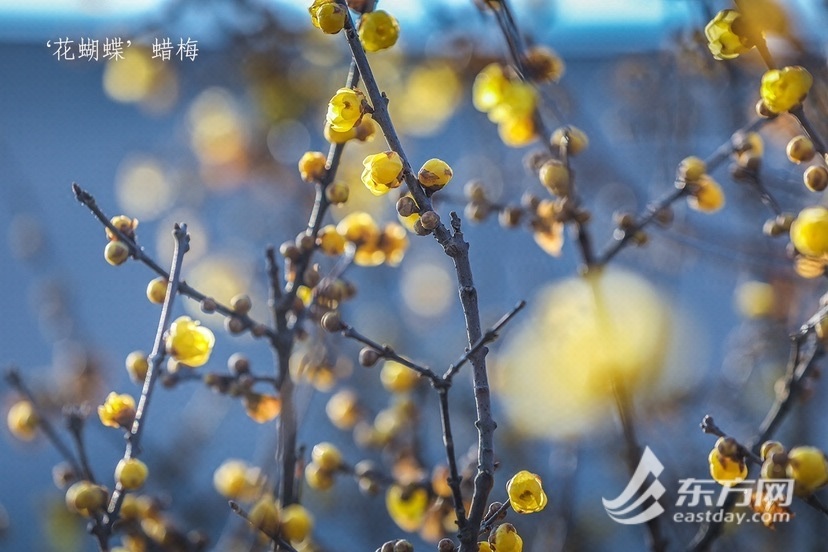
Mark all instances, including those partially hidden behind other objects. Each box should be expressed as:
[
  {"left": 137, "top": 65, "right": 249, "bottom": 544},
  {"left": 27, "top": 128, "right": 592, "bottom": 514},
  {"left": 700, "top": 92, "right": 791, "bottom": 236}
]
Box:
[
  {"left": 230, "top": 294, "right": 252, "bottom": 315},
  {"left": 396, "top": 196, "right": 418, "bottom": 217},
  {"left": 225, "top": 316, "right": 245, "bottom": 335},
  {"left": 498, "top": 206, "right": 522, "bottom": 228},
  {"left": 250, "top": 324, "right": 267, "bottom": 338},
  {"left": 464, "top": 180, "right": 487, "bottom": 202},
  {"left": 325, "top": 182, "right": 350, "bottom": 204},
  {"left": 200, "top": 297, "right": 217, "bottom": 313},
  {"left": 437, "top": 538, "right": 457, "bottom": 552},
  {"left": 227, "top": 353, "right": 250, "bottom": 375},
  {"left": 280, "top": 241, "right": 300, "bottom": 261},
  {"left": 321, "top": 311, "right": 346, "bottom": 333},
  {"left": 420, "top": 211, "right": 440, "bottom": 230},
  {"left": 359, "top": 347, "right": 380, "bottom": 367},
  {"left": 413, "top": 219, "right": 431, "bottom": 236},
  {"left": 296, "top": 232, "right": 315, "bottom": 252}
]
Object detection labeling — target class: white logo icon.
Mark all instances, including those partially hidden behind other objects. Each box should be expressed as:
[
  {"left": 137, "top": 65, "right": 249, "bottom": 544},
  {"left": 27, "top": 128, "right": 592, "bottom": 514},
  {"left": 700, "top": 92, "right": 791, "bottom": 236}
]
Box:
[{"left": 602, "top": 446, "right": 666, "bottom": 525}]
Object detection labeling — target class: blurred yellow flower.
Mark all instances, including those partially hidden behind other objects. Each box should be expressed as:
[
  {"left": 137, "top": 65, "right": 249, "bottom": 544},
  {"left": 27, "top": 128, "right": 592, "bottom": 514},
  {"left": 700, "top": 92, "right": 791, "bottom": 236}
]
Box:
[{"left": 493, "top": 269, "right": 671, "bottom": 438}]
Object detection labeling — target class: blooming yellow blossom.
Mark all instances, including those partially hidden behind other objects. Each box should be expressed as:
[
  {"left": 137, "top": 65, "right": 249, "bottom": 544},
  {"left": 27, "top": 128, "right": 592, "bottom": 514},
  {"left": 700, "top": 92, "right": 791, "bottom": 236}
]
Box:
[
  {"left": 98, "top": 392, "right": 136, "bottom": 429},
  {"left": 326, "top": 87, "right": 366, "bottom": 133},
  {"left": 358, "top": 10, "right": 400, "bottom": 53},
  {"left": 709, "top": 447, "right": 748, "bottom": 487},
  {"left": 166, "top": 316, "right": 215, "bottom": 367},
  {"left": 506, "top": 470, "right": 548, "bottom": 513},
  {"left": 309, "top": 0, "right": 345, "bottom": 34},
  {"left": 704, "top": 9, "right": 754, "bottom": 60},
  {"left": 473, "top": 64, "right": 510, "bottom": 112},
  {"left": 760, "top": 66, "right": 813, "bottom": 113},
  {"left": 790, "top": 206, "right": 828, "bottom": 258},
  {"left": 361, "top": 151, "right": 404, "bottom": 196}
]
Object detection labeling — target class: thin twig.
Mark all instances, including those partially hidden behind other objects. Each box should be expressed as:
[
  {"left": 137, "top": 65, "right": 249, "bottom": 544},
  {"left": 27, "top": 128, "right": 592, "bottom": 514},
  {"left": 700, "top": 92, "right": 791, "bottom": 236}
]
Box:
[
  {"left": 598, "top": 118, "right": 770, "bottom": 265},
  {"left": 340, "top": 8, "right": 501, "bottom": 549},
  {"left": 71, "top": 183, "right": 273, "bottom": 340},
  {"left": 612, "top": 379, "right": 666, "bottom": 552},
  {"left": 66, "top": 408, "right": 96, "bottom": 483},
  {"left": 228, "top": 501, "right": 299, "bottom": 552},
  {"left": 479, "top": 500, "right": 511, "bottom": 534},
  {"left": 338, "top": 323, "right": 439, "bottom": 382},
  {"left": 437, "top": 387, "right": 468, "bottom": 532},
  {"left": 443, "top": 301, "right": 525, "bottom": 382},
  {"left": 269, "top": 59, "right": 360, "bottom": 511},
  {"left": 4, "top": 368, "right": 83, "bottom": 477},
  {"left": 790, "top": 106, "right": 828, "bottom": 160}
]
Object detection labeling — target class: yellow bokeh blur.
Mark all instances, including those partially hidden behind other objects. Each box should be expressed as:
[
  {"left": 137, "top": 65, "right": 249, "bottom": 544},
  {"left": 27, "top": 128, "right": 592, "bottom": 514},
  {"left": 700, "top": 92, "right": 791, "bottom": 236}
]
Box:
[
  {"left": 493, "top": 269, "right": 672, "bottom": 439},
  {"left": 103, "top": 46, "right": 178, "bottom": 112}
]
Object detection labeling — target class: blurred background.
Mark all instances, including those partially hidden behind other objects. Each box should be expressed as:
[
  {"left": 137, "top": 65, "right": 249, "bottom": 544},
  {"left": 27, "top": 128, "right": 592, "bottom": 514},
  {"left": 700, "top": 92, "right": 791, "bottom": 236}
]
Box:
[{"left": 2, "top": 0, "right": 828, "bottom": 550}]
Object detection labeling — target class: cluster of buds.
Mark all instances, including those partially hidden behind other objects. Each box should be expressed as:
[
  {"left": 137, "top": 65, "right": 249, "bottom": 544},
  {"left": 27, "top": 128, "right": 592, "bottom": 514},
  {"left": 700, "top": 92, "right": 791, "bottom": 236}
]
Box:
[
  {"left": 675, "top": 156, "right": 725, "bottom": 213},
  {"left": 728, "top": 130, "right": 764, "bottom": 184},
  {"left": 197, "top": 354, "right": 282, "bottom": 423},
  {"left": 305, "top": 442, "right": 345, "bottom": 491},
  {"left": 103, "top": 215, "right": 138, "bottom": 266}
]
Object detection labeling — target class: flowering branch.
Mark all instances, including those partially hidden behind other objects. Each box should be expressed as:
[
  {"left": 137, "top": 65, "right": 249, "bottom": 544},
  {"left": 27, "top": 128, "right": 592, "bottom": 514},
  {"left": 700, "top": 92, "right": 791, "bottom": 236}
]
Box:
[
  {"left": 267, "top": 60, "right": 360, "bottom": 513},
  {"left": 689, "top": 311, "right": 826, "bottom": 550},
  {"left": 598, "top": 118, "right": 771, "bottom": 265},
  {"left": 91, "top": 223, "right": 190, "bottom": 548},
  {"left": 72, "top": 183, "right": 273, "bottom": 340},
  {"left": 329, "top": 297, "right": 525, "bottom": 546},
  {"left": 338, "top": 6, "right": 503, "bottom": 550},
  {"left": 4, "top": 368, "right": 83, "bottom": 477}
]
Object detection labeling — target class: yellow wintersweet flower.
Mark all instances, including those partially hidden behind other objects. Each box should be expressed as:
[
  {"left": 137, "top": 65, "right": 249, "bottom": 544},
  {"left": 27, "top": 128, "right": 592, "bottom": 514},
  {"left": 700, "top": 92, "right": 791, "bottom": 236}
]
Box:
[
  {"left": 385, "top": 484, "right": 429, "bottom": 532},
  {"left": 686, "top": 175, "right": 725, "bottom": 213},
  {"left": 708, "top": 448, "right": 747, "bottom": 487},
  {"left": 787, "top": 446, "right": 828, "bottom": 496},
  {"left": 760, "top": 66, "right": 813, "bottom": 113},
  {"left": 790, "top": 206, "right": 828, "bottom": 258},
  {"left": 506, "top": 470, "right": 548, "bottom": 514},
  {"left": 492, "top": 523, "right": 523, "bottom": 552},
  {"left": 7, "top": 400, "right": 38, "bottom": 441},
  {"left": 704, "top": 9, "right": 753, "bottom": 60},
  {"left": 379, "top": 223, "right": 408, "bottom": 266},
  {"left": 337, "top": 212, "right": 384, "bottom": 266},
  {"left": 213, "top": 459, "right": 262, "bottom": 500},
  {"left": 98, "top": 392, "right": 137, "bottom": 429},
  {"left": 499, "top": 116, "right": 537, "bottom": 148},
  {"left": 417, "top": 158, "right": 453, "bottom": 190},
  {"left": 308, "top": 0, "right": 345, "bottom": 35},
  {"left": 115, "top": 458, "right": 149, "bottom": 490},
  {"left": 361, "top": 151, "right": 404, "bottom": 196},
  {"left": 358, "top": 10, "right": 400, "bottom": 53},
  {"left": 326, "top": 87, "right": 366, "bottom": 133},
  {"left": 166, "top": 316, "right": 215, "bottom": 367},
  {"left": 473, "top": 63, "right": 510, "bottom": 112},
  {"left": 488, "top": 81, "right": 537, "bottom": 124}
]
